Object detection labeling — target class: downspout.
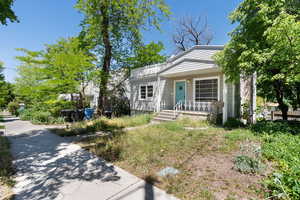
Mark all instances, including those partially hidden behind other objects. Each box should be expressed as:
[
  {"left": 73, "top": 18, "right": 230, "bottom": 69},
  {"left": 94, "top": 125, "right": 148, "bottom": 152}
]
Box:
[{"left": 250, "top": 72, "right": 257, "bottom": 124}]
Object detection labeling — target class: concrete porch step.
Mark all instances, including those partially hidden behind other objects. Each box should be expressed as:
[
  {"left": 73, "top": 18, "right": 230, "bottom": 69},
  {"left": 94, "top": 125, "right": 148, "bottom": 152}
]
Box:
[
  {"left": 153, "top": 110, "right": 178, "bottom": 122},
  {"left": 152, "top": 117, "right": 175, "bottom": 122},
  {"left": 153, "top": 109, "right": 210, "bottom": 123},
  {"left": 157, "top": 113, "right": 176, "bottom": 118}
]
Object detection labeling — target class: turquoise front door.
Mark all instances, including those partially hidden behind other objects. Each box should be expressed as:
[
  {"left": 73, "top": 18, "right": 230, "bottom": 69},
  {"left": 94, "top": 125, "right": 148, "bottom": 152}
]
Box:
[{"left": 175, "top": 81, "right": 186, "bottom": 104}]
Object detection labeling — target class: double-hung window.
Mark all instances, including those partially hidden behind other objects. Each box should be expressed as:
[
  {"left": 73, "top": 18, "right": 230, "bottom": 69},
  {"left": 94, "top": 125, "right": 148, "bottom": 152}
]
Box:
[
  {"left": 140, "top": 85, "right": 153, "bottom": 100},
  {"left": 195, "top": 78, "right": 218, "bottom": 102}
]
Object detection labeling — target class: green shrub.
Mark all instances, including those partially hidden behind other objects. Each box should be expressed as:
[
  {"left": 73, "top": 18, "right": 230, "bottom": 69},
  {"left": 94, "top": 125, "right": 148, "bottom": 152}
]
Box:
[
  {"left": 234, "top": 155, "right": 264, "bottom": 174},
  {"left": 31, "top": 111, "right": 52, "bottom": 124},
  {"left": 20, "top": 109, "right": 65, "bottom": 124},
  {"left": 262, "top": 134, "right": 300, "bottom": 199},
  {"left": 251, "top": 120, "right": 300, "bottom": 135},
  {"left": 234, "top": 142, "right": 264, "bottom": 174},
  {"left": 45, "top": 99, "right": 75, "bottom": 117},
  {"left": 224, "top": 118, "right": 244, "bottom": 129},
  {"left": 19, "top": 108, "right": 34, "bottom": 121},
  {"left": 7, "top": 101, "right": 19, "bottom": 116}
]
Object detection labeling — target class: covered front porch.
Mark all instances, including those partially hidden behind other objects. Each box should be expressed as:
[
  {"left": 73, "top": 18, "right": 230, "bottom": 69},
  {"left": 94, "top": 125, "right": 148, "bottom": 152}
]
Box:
[{"left": 155, "top": 61, "right": 234, "bottom": 123}]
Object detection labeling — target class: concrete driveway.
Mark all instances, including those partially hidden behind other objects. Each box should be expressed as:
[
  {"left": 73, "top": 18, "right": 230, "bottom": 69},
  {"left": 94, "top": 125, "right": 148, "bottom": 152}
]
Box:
[{"left": 4, "top": 115, "right": 179, "bottom": 200}]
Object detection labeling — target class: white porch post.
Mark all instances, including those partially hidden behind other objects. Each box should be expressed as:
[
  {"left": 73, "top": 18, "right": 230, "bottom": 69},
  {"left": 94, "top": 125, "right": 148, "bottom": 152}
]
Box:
[
  {"left": 250, "top": 72, "right": 257, "bottom": 124},
  {"left": 157, "top": 76, "right": 161, "bottom": 112},
  {"left": 232, "top": 83, "right": 235, "bottom": 117},
  {"left": 223, "top": 74, "right": 228, "bottom": 124}
]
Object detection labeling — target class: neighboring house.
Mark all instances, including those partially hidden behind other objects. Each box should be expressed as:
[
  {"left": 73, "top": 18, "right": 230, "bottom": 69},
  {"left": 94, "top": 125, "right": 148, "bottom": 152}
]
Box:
[
  {"left": 129, "top": 45, "right": 256, "bottom": 123},
  {"left": 89, "top": 69, "right": 131, "bottom": 109},
  {"left": 58, "top": 69, "right": 130, "bottom": 110}
]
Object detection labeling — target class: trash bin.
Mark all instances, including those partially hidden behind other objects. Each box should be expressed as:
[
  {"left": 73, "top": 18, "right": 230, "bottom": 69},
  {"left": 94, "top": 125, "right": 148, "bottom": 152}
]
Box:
[
  {"left": 104, "top": 110, "right": 112, "bottom": 119},
  {"left": 84, "top": 108, "right": 94, "bottom": 120},
  {"left": 61, "top": 109, "right": 84, "bottom": 122}
]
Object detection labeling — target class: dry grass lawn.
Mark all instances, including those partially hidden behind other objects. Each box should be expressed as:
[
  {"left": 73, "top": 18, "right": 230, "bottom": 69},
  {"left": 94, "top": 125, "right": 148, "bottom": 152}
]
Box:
[{"left": 78, "top": 118, "right": 267, "bottom": 200}]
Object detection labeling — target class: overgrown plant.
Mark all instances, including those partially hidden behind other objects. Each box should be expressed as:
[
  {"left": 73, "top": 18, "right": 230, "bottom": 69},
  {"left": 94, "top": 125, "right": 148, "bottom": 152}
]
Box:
[
  {"left": 224, "top": 117, "right": 244, "bottom": 129},
  {"left": 234, "top": 142, "right": 264, "bottom": 174},
  {"left": 0, "top": 136, "right": 15, "bottom": 186},
  {"left": 7, "top": 101, "right": 19, "bottom": 116}
]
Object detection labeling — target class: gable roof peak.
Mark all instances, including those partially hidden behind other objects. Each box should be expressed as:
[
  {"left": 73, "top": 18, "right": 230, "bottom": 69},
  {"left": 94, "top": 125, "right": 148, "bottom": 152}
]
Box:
[{"left": 167, "top": 45, "right": 224, "bottom": 63}]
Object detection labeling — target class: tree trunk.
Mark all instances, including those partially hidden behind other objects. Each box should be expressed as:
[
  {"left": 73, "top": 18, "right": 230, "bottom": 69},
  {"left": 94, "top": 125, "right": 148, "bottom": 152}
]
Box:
[
  {"left": 97, "top": 1, "right": 112, "bottom": 115},
  {"left": 274, "top": 80, "right": 288, "bottom": 120}
]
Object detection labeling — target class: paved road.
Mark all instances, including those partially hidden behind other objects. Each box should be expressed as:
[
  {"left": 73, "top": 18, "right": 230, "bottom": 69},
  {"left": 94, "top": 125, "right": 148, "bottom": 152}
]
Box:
[{"left": 4, "top": 115, "right": 179, "bottom": 200}]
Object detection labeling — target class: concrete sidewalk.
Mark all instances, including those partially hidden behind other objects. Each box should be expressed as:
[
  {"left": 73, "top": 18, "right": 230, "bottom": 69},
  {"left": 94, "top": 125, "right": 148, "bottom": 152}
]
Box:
[{"left": 4, "top": 115, "right": 179, "bottom": 200}]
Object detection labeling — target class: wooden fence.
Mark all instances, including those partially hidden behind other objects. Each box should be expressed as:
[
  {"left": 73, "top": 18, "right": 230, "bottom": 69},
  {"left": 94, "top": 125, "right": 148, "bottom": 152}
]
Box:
[{"left": 270, "top": 111, "right": 300, "bottom": 121}]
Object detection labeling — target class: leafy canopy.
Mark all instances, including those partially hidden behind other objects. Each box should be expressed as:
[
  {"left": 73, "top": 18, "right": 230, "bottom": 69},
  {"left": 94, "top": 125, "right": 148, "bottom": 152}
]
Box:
[
  {"left": 0, "top": 62, "right": 15, "bottom": 109},
  {"left": 75, "top": 0, "right": 170, "bottom": 69},
  {"left": 128, "top": 41, "right": 166, "bottom": 70},
  {"left": 214, "top": 0, "right": 300, "bottom": 111},
  {"left": 15, "top": 37, "right": 95, "bottom": 106},
  {"left": 0, "top": 0, "right": 18, "bottom": 25}
]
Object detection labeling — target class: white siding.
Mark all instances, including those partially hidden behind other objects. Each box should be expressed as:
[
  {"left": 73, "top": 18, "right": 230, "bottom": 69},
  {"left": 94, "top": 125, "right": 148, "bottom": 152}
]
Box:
[
  {"left": 177, "top": 48, "right": 220, "bottom": 62},
  {"left": 160, "top": 61, "right": 218, "bottom": 76},
  {"left": 160, "top": 78, "right": 173, "bottom": 109},
  {"left": 130, "top": 77, "right": 158, "bottom": 111},
  {"left": 130, "top": 63, "right": 165, "bottom": 79}
]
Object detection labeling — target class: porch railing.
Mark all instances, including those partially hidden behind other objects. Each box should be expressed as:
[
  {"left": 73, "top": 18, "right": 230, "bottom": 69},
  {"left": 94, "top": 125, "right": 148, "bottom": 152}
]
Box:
[
  {"left": 160, "top": 101, "right": 223, "bottom": 112},
  {"left": 174, "top": 101, "right": 213, "bottom": 112},
  {"left": 160, "top": 100, "right": 223, "bottom": 115}
]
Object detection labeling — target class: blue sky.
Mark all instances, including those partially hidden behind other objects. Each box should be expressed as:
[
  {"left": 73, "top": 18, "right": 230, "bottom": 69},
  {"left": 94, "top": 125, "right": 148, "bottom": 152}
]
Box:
[{"left": 0, "top": 0, "right": 242, "bottom": 82}]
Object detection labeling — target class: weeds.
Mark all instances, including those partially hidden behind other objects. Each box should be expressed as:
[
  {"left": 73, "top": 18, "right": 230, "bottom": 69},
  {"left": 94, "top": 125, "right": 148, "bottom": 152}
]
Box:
[
  {"left": 53, "top": 114, "right": 153, "bottom": 136},
  {"left": 0, "top": 136, "right": 15, "bottom": 187}
]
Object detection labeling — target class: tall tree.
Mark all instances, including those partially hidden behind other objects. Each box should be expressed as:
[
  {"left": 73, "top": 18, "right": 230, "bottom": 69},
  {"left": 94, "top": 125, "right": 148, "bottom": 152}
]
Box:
[
  {"left": 15, "top": 37, "right": 95, "bottom": 107},
  {"left": 173, "top": 16, "right": 213, "bottom": 53},
  {"left": 128, "top": 41, "right": 166, "bottom": 70},
  {"left": 214, "top": 0, "right": 300, "bottom": 120},
  {"left": 0, "top": 0, "right": 18, "bottom": 25},
  {"left": 109, "top": 41, "right": 166, "bottom": 94},
  {"left": 0, "top": 62, "right": 7, "bottom": 107},
  {"left": 75, "top": 0, "right": 170, "bottom": 114},
  {"left": 0, "top": 62, "right": 15, "bottom": 109}
]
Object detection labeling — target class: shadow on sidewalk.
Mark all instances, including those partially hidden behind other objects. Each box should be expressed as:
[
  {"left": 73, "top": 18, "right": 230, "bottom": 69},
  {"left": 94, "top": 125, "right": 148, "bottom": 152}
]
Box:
[{"left": 7, "top": 129, "right": 120, "bottom": 200}]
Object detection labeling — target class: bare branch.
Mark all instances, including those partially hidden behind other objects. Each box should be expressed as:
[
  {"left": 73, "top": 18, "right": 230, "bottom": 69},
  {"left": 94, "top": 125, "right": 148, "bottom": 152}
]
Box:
[
  {"left": 172, "top": 15, "right": 214, "bottom": 52},
  {"left": 172, "top": 28, "right": 187, "bottom": 52}
]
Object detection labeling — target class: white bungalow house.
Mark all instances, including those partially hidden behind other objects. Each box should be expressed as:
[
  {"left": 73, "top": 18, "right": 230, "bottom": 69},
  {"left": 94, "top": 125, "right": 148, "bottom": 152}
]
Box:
[{"left": 129, "top": 45, "right": 256, "bottom": 123}]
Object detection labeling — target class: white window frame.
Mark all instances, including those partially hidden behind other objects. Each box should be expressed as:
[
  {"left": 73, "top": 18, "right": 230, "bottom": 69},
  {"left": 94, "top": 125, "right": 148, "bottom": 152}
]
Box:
[
  {"left": 139, "top": 84, "right": 154, "bottom": 101},
  {"left": 193, "top": 76, "right": 220, "bottom": 103}
]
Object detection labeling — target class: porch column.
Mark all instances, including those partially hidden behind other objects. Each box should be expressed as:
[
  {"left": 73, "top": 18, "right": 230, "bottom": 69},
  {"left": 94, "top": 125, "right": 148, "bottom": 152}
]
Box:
[
  {"left": 250, "top": 72, "right": 257, "bottom": 124},
  {"left": 157, "top": 76, "right": 161, "bottom": 112},
  {"left": 223, "top": 74, "right": 228, "bottom": 124}
]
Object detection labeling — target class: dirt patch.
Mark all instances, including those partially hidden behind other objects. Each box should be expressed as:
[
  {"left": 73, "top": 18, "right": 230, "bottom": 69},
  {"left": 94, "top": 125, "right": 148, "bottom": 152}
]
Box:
[{"left": 188, "top": 152, "right": 265, "bottom": 200}]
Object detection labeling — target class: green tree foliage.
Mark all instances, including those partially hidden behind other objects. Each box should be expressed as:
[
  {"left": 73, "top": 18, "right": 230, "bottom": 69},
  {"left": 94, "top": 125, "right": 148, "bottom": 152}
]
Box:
[
  {"left": 214, "top": 0, "right": 300, "bottom": 120},
  {"left": 0, "top": 0, "right": 18, "bottom": 25},
  {"left": 15, "top": 37, "right": 95, "bottom": 108},
  {"left": 0, "top": 61, "right": 4, "bottom": 88},
  {"left": 128, "top": 41, "right": 166, "bottom": 70},
  {"left": 0, "top": 62, "right": 15, "bottom": 109},
  {"left": 75, "top": 0, "right": 170, "bottom": 114}
]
